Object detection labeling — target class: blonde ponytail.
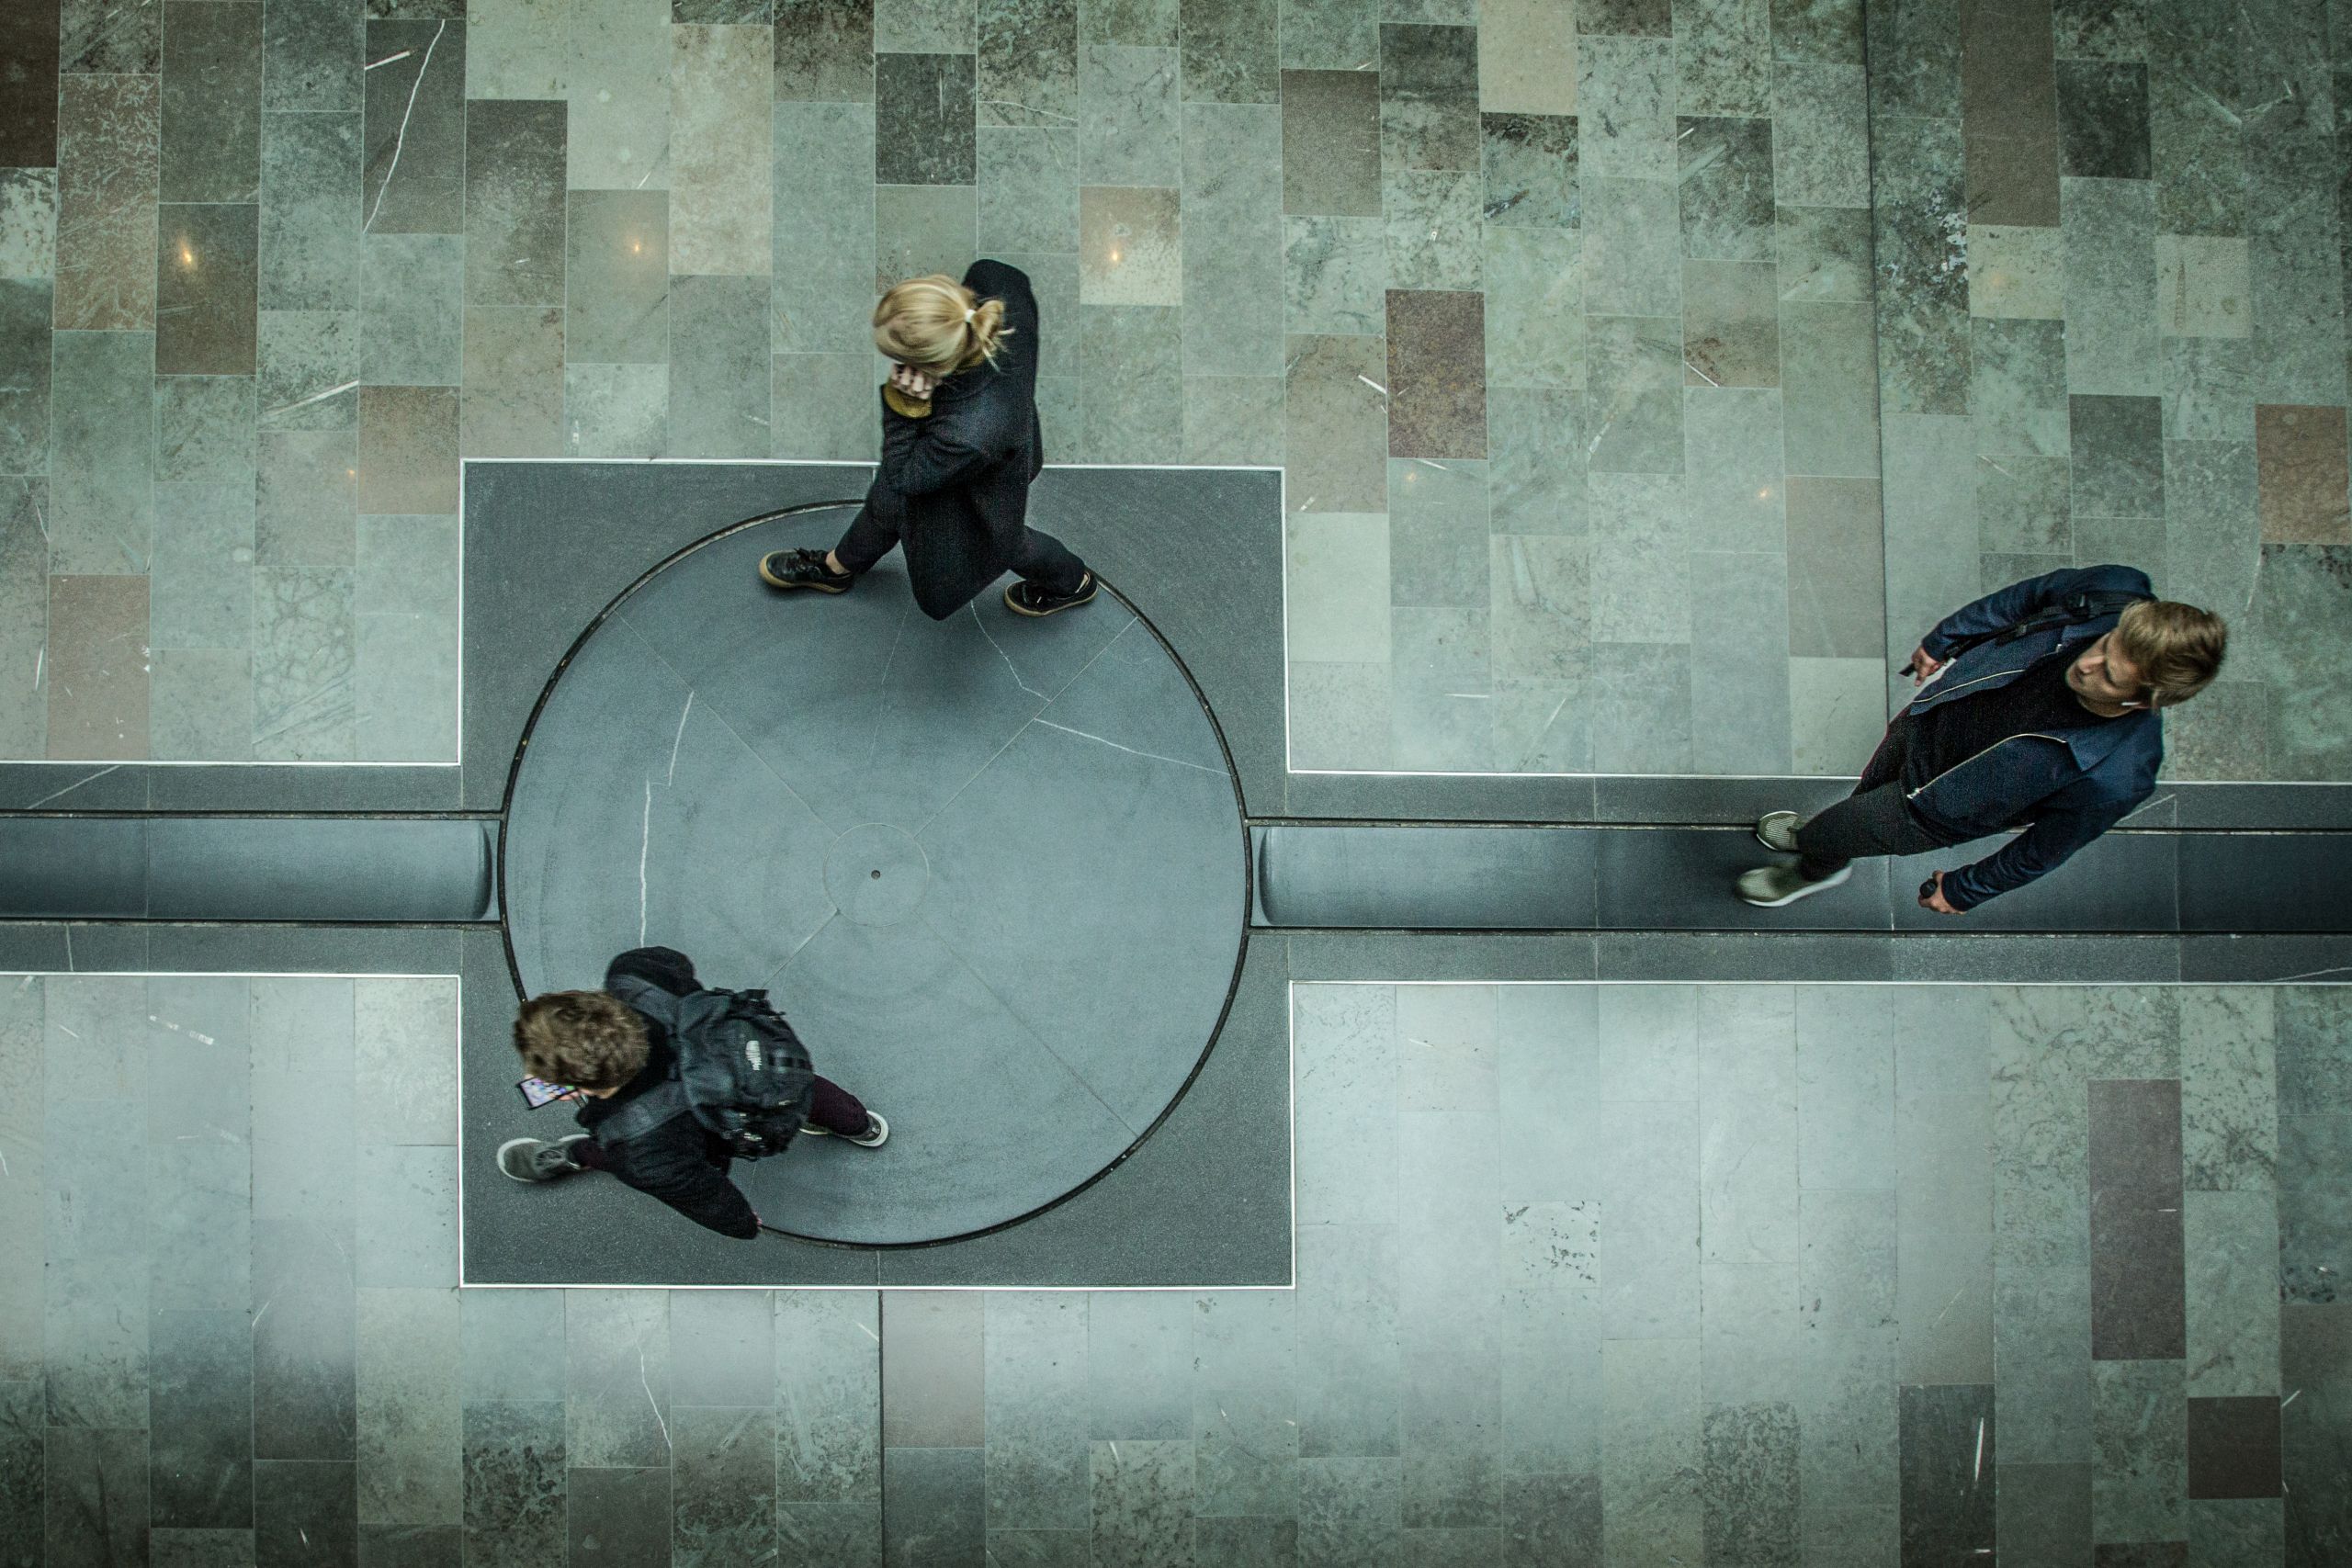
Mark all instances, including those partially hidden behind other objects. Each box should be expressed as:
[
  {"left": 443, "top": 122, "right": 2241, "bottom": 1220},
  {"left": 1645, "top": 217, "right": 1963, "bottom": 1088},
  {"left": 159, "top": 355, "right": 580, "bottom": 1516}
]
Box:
[{"left": 873, "top": 276, "right": 1012, "bottom": 372}]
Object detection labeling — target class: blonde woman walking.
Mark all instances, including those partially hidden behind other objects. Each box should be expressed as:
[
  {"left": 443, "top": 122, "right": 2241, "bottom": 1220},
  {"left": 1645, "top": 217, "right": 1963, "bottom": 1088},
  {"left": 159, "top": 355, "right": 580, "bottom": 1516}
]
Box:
[{"left": 759, "top": 261, "right": 1096, "bottom": 620}]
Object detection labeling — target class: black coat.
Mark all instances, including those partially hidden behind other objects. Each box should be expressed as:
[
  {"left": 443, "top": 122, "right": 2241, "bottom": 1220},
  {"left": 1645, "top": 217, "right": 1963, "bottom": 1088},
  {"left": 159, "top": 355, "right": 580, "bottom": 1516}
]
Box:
[
  {"left": 870, "top": 258, "right": 1047, "bottom": 620},
  {"left": 571, "top": 947, "right": 760, "bottom": 1239}
]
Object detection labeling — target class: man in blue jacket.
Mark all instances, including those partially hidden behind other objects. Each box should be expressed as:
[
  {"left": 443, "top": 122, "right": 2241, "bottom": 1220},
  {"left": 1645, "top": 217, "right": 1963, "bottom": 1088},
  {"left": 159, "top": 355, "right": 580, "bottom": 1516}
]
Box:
[{"left": 1740, "top": 566, "right": 2228, "bottom": 912}]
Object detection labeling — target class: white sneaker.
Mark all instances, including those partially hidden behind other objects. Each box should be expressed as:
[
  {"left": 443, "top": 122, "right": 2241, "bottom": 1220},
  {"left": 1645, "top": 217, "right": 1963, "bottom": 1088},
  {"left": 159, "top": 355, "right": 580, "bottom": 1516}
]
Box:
[
  {"left": 1755, "top": 810, "right": 1802, "bottom": 853},
  {"left": 801, "top": 1111, "right": 888, "bottom": 1148},
  {"left": 1736, "top": 863, "right": 1851, "bottom": 908}
]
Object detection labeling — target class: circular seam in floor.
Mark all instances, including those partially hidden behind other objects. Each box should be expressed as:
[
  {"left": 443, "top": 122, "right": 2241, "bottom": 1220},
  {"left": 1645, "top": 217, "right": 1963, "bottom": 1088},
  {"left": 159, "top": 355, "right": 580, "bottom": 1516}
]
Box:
[{"left": 498, "top": 505, "right": 1253, "bottom": 1247}]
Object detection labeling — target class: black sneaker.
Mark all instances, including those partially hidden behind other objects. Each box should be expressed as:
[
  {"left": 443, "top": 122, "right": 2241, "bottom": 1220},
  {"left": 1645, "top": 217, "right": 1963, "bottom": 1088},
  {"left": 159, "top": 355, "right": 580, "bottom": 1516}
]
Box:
[
  {"left": 1005, "top": 570, "right": 1097, "bottom": 617},
  {"left": 759, "top": 548, "right": 853, "bottom": 593}
]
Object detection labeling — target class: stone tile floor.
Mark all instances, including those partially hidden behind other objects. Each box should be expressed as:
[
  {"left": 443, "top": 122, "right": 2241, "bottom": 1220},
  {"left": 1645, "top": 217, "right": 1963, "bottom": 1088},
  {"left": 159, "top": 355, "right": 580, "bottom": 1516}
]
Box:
[
  {"left": 1, "top": 0, "right": 2348, "bottom": 771},
  {"left": 5, "top": 974, "right": 2346, "bottom": 1562}
]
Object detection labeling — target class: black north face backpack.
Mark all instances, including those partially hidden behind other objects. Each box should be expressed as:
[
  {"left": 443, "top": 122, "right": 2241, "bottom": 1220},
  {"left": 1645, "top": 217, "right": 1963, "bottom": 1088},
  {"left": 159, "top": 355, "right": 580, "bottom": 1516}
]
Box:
[{"left": 599, "top": 977, "right": 817, "bottom": 1160}]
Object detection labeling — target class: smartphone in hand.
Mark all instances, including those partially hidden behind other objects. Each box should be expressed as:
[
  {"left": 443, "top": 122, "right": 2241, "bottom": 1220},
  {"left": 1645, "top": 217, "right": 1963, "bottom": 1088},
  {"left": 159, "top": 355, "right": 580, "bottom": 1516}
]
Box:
[{"left": 517, "top": 1075, "right": 579, "bottom": 1110}]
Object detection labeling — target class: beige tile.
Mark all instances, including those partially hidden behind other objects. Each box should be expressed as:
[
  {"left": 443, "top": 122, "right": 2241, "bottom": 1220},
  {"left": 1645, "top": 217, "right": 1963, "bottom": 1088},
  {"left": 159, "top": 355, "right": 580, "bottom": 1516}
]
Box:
[
  {"left": 358, "top": 387, "right": 460, "bottom": 515},
  {"left": 2256, "top": 403, "right": 2350, "bottom": 545},
  {"left": 47, "top": 575, "right": 150, "bottom": 761},
  {"left": 1967, "top": 224, "right": 2064, "bottom": 319},
  {"left": 1079, "top": 186, "right": 1182, "bottom": 305},
  {"left": 0, "top": 480, "right": 47, "bottom": 757},
  {"left": 670, "top": 25, "right": 775, "bottom": 276},
  {"left": 461, "top": 306, "right": 566, "bottom": 457},
  {"left": 2154, "top": 234, "right": 2250, "bottom": 340},
  {"left": 1284, "top": 511, "right": 1391, "bottom": 662},
  {"left": 1479, "top": 0, "right": 1577, "bottom": 115},
  {"left": 568, "top": 0, "right": 673, "bottom": 190}
]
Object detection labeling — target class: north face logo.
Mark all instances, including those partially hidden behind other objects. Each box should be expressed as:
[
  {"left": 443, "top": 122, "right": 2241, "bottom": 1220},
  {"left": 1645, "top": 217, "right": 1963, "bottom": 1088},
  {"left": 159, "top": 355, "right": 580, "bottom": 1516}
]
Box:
[{"left": 744, "top": 1036, "right": 764, "bottom": 1071}]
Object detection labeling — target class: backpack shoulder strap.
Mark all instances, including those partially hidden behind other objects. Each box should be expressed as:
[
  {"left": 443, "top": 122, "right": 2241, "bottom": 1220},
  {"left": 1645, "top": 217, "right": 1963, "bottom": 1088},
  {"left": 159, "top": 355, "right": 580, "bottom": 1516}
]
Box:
[{"left": 594, "top": 1076, "right": 690, "bottom": 1144}]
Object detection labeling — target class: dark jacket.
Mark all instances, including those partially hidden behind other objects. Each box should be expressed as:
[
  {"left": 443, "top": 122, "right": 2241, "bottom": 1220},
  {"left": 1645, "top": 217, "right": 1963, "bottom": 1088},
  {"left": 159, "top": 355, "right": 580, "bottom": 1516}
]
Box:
[
  {"left": 870, "top": 258, "right": 1046, "bottom": 620},
  {"left": 572, "top": 946, "right": 759, "bottom": 1240},
  {"left": 1905, "top": 564, "right": 2163, "bottom": 910}
]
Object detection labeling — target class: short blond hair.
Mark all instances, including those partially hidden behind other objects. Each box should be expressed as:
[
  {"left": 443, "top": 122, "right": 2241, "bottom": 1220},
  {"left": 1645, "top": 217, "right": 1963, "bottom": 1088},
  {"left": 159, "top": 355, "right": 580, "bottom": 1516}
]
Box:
[
  {"left": 513, "top": 990, "right": 650, "bottom": 1092},
  {"left": 2111, "top": 599, "right": 2227, "bottom": 708},
  {"left": 873, "top": 275, "right": 1009, "bottom": 372}
]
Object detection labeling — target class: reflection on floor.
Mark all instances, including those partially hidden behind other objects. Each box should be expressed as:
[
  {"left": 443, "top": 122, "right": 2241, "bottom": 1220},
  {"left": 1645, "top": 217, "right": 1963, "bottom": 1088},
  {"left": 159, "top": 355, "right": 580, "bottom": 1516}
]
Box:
[
  {"left": 7, "top": 1, "right": 2350, "bottom": 775},
  {"left": 11, "top": 974, "right": 2348, "bottom": 1562}
]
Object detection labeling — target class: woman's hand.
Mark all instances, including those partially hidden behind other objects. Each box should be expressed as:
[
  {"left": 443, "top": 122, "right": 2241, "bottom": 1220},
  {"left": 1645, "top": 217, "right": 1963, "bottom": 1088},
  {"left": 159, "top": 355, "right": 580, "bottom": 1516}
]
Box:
[{"left": 888, "top": 364, "right": 938, "bottom": 400}]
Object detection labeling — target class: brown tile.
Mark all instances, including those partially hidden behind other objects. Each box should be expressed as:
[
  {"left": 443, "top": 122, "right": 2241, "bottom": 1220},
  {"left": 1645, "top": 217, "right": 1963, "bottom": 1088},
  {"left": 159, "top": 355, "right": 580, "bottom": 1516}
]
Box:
[
  {"left": 1281, "top": 70, "right": 1381, "bottom": 218},
  {"left": 879, "top": 1292, "right": 981, "bottom": 1449},
  {"left": 2186, "top": 1396, "right": 2282, "bottom": 1500},
  {"left": 1786, "top": 476, "right": 1883, "bottom": 659},
  {"left": 1284, "top": 332, "right": 1388, "bottom": 513},
  {"left": 2087, "top": 1078, "right": 2186, "bottom": 1362},
  {"left": 156, "top": 203, "right": 259, "bottom": 376},
  {"left": 1681, "top": 259, "right": 1781, "bottom": 389},
  {"left": 46, "top": 574, "right": 151, "bottom": 760},
  {"left": 1386, "top": 288, "right": 1485, "bottom": 458},
  {"left": 461, "top": 306, "right": 566, "bottom": 457},
  {"left": 2092, "top": 1547, "right": 2187, "bottom": 1567},
  {"left": 358, "top": 385, "right": 458, "bottom": 514},
  {"left": 1960, "top": 0, "right": 2057, "bottom": 133},
  {"left": 2256, "top": 403, "right": 2351, "bottom": 544},
  {"left": 54, "top": 74, "right": 161, "bottom": 331},
  {"left": 0, "top": 0, "right": 62, "bottom": 166},
  {"left": 1962, "top": 129, "right": 2061, "bottom": 229}
]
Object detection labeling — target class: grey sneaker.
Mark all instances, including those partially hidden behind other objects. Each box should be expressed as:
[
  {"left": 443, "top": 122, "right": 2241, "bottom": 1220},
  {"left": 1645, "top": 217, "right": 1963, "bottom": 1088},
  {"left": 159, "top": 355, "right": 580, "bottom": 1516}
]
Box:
[
  {"left": 1736, "top": 863, "right": 1852, "bottom": 908},
  {"left": 497, "top": 1136, "right": 587, "bottom": 1183},
  {"left": 1756, "top": 810, "right": 1802, "bottom": 853},
  {"left": 801, "top": 1111, "right": 889, "bottom": 1148}
]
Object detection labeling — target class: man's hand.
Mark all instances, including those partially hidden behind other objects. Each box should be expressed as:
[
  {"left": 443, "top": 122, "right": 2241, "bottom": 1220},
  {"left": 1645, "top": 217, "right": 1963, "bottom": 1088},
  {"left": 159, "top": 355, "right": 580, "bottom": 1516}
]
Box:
[
  {"left": 1918, "top": 872, "right": 1961, "bottom": 915},
  {"left": 888, "top": 364, "right": 938, "bottom": 400},
  {"left": 1906, "top": 645, "right": 1947, "bottom": 685}
]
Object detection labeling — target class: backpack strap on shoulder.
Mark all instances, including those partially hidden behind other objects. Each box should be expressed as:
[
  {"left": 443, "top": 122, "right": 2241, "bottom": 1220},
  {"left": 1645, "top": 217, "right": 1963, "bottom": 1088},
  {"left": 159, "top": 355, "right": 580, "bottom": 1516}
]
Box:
[{"left": 594, "top": 1076, "right": 690, "bottom": 1144}]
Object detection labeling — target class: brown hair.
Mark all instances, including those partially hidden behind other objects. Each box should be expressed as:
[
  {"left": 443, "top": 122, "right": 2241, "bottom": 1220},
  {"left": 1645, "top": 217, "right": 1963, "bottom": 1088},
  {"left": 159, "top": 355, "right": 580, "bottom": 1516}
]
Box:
[
  {"left": 872, "top": 275, "right": 1010, "bottom": 373},
  {"left": 2110, "top": 599, "right": 2227, "bottom": 708},
  {"left": 513, "top": 990, "right": 650, "bottom": 1092}
]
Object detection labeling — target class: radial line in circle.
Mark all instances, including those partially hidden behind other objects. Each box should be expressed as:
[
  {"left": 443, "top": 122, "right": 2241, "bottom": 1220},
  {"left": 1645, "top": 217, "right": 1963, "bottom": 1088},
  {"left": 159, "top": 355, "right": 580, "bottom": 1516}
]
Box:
[
  {"left": 915, "top": 905, "right": 1146, "bottom": 1138},
  {"left": 613, "top": 612, "right": 832, "bottom": 831}
]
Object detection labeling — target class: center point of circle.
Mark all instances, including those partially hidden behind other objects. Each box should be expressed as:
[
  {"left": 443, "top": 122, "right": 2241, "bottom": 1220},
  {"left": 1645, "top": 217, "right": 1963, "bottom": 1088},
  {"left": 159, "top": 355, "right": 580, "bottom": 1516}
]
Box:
[{"left": 823, "top": 823, "right": 929, "bottom": 927}]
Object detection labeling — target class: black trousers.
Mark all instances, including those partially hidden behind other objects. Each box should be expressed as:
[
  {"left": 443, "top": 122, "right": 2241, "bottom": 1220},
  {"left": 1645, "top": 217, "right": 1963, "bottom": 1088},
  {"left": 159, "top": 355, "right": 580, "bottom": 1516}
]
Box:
[
  {"left": 1794, "top": 715, "right": 1961, "bottom": 880},
  {"left": 833, "top": 502, "right": 1088, "bottom": 594}
]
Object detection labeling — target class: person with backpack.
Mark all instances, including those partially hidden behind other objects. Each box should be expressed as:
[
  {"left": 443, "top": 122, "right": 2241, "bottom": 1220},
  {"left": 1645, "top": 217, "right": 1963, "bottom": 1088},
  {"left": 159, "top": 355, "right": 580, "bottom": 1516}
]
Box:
[
  {"left": 495, "top": 946, "right": 886, "bottom": 1238},
  {"left": 754, "top": 264, "right": 1098, "bottom": 620},
  {"left": 1739, "top": 564, "right": 2227, "bottom": 912}
]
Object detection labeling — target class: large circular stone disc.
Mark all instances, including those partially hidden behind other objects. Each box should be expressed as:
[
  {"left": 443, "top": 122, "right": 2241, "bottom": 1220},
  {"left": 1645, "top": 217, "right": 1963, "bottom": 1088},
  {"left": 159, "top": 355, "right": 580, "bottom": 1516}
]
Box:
[{"left": 501, "top": 508, "right": 1249, "bottom": 1245}]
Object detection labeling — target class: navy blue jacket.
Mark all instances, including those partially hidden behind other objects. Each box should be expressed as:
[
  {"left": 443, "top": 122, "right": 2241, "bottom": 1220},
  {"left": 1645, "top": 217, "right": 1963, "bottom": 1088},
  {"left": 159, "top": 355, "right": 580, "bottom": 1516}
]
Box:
[{"left": 1905, "top": 565, "right": 2162, "bottom": 910}]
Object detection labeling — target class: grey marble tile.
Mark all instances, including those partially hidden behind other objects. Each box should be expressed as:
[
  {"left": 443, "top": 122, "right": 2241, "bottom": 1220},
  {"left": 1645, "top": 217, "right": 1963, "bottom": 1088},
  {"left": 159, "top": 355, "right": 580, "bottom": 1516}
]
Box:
[
  {"left": 875, "top": 181, "right": 977, "bottom": 288},
  {"left": 1600, "top": 1338, "right": 1701, "bottom": 1563},
  {"left": 1387, "top": 457, "right": 1485, "bottom": 607},
  {"left": 1180, "top": 102, "right": 1282, "bottom": 375},
  {"left": 50, "top": 329, "right": 155, "bottom": 575},
  {"left": 360, "top": 18, "right": 465, "bottom": 234},
  {"left": 877, "top": 0, "right": 976, "bottom": 50},
  {"left": 265, "top": 0, "right": 363, "bottom": 111},
  {"left": 563, "top": 1292, "right": 671, "bottom": 1469},
  {"left": 352, "top": 974, "right": 457, "bottom": 1146},
  {"left": 776, "top": 0, "right": 877, "bottom": 101},
  {"left": 461, "top": 100, "right": 564, "bottom": 309},
  {"left": 1577, "top": 36, "right": 1676, "bottom": 181},
  {"left": 154, "top": 377, "right": 257, "bottom": 486},
  {"left": 876, "top": 51, "right": 978, "bottom": 185},
  {"left": 1083, "top": 0, "right": 1176, "bottom": 45},
  {"left": 1283, "top": 216, "right": 1384, "bottom": 335},
  {"left": 775, "top": 100, "right": 878, "bottom": 355},
  {"left": 1480, "top": 227, "right": 1578, "bottom": 390},
  {"left": 55, "top": 74, "right": 160, "bottom": 332},
  {"left": 1182, "top": 0, "right": 1277, "bottom": 104},
  {"left": 252, "top": 565, "right": 356, "bottom": 759},
  {"left": 2057, "top": 57, "right": 2150, "bottom": 178},
  {"left": 1676, "top": 0, "right": 1772, "bottom": 117},
  {"left": 772, "top": 352, "right": 881, "bottom": 461},
  {"left": 1682, "top": 257, "right": 1781, "bottom": 388},
  {"left": 1584, "top": 314, "right": 1684, "bottom": 474},
  {"left": 1086, "top": 1292, "right": 1190, "bottom": 1441},
  {"left": 1288, "top": 659, "right": 1391, "bottom": 768},
  {"left": 62, "top": 0, "right": 160, "bottom": 73},
  {"left": 979, "top": 0, "right": 1077, "bottom": 125},
  {"left": 675, "top": 1406, "right": 777, "bottom": 1564},
  {"left": 1786, "top": 476, "right": 1882, "bottom": 658},
  {"left": 1487, "top": 388, "right": 1586, "bottom": 535},
  {"left": 1702, "top": 1402, "right": 1800, "bottom": 1565},
  {"left": 461, "top": 1400, "right": 565, "bottom": 1566},
  {"left": 1865, "top": 0, "right": 1960, "bottom": 119},
  {"left": 2092, "top": 1358, "right": 2185, "bottom": 1542},
  {"left": 1772, "top": 61, "right": 1868, "bottom": 206},
  {"left": 149, "top": 482, "right": 254, "bottom": 651},
  {"left": 1996, "top": 1461, "right": 2093, "bottom": 1567},
  {"left": 564, "top": 362, "right": 669, "bottom": 457},
  {"left": 563, "top": 191, "right": 668, "bottom": 366},
  {"left": 1479, "top": 113, "right": 1575, "bottom": 231},
  {"left": 1285, "top": 331, "right": 1387, "bottom": 510},
  {"left": 1282, "top": 68, "right": 1382, "bottom": 217},
  {"left": 1293, "top": 985, "right": 1398, "bottom": 1221},
  {"left": 46, "top": 1426, "right": 151, "bottom": 1565},
  {"left": 355, "top": 1287, "right": 461, "bottom": 1530},
  {"left": 2062, "top": 175, "right": 2161, "bottom": 397},
  {"left": 1295, "top": 1223, "right": 1400, "bottom": 1454},
  {"left": 669, "top": 274, "right": 771, "bottom": 458},
  {"left": 0, "top": 169, "right": 58, "bottom": 282},
  {"left": 1994, "top": 1269, "right": 2088, "bottom": 1466},
  {"left": 1378, "top": 23, "right": 1476, "bottom": 173},
  {"left": 1897, "top": 1382, "right": 1995, "bottom": 1561},
  {"left": 260, "top": 110, "right": 361, "bottom": 313},
  {"left": 1383, "top": 168, "right": 1482, "bottom": 292},
  {"left": 1078, "top": 301, "right": 1182, "bottom": 460},
  {"left": 671, "top": 24, "right": 775, "bottom": 276},
  {"left": 978, "top": 129, "right": 1080, "bottom": 255},
  {"left": 1182, "top": 373, "right": 1283, "bottom": 464},
  {"left": 1080, "top": 43, "right": 1180, "bottom": 185},
  {"left": 1582, "top": 174, "right": 1679, "bottom": 320},
  {"left": 1970, "top": 316, "right": 2068, "bottom": 458},
  {"left": 775, "top": 1292, "right": 882, "bottom": 1502},
  {"left": 1777, "top": 299, "right": 1877, "bottom": 477},
  {"left": 982, "top": 1293, "right": 1088, "bottom": 1531},
  {"left": 163, "top": 2, "right": 263, "bottom": 206},
  {"left": 1679, "top": 115, "right": 1775, "bottom": 263},
  {"left": 1087, "top": 1439, "right": 1191, "bottom": 1566},
  {"left": 2146, "top": 61, "right": 2241, "bottom": 240},
  {"left": 356, "top": 232, "right": 461, "bottom": 385},
  {"left": 356, "top": 384, "right": 456, "bottom": 513},
  {"left": 1871, "top": 115, "right": 1970, "bottom": 415},
  {"left": 258, "top": 310, "right": 359, "bottom": 431},
  {"left": 0, "top": 280, "right": 47, "bottom": 481},
  {"left": 1193, "top": 1291, "right": 1297, "bottom": 1518}
]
